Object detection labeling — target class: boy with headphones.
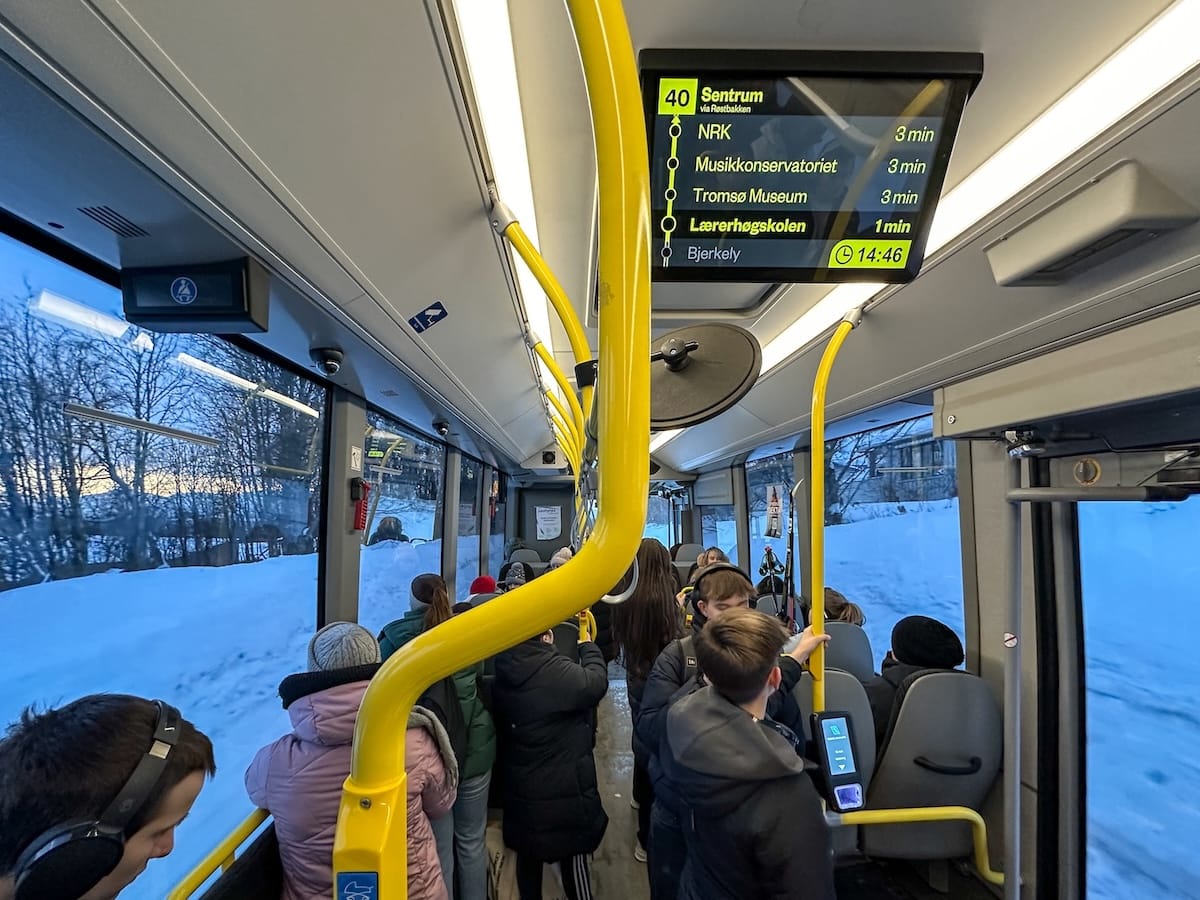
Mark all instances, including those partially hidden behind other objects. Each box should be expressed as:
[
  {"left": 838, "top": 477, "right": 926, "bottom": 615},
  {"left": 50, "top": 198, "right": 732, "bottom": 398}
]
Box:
[
  {"left": 632, "top": 563, "right": 828, "bottom": 900},
  {"left": 0, "top": 694, "right": 216, "bottom": 900}
]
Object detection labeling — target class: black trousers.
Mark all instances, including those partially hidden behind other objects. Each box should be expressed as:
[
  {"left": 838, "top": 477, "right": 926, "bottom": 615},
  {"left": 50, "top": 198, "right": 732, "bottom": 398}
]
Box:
[
  {"left": 515, "top": 852, "right": 593, "bottom": 900},
  {"left": 632, "top": 754, "right": 654, "bottom": 849},
  {"left": 647, "top": 801, "right": 685, "bottom": 900}
]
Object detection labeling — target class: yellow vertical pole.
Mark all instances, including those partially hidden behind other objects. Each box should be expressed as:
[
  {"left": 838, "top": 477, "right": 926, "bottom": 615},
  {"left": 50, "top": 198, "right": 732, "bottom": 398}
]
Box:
[
  {"left": 332, "top": 0, "right": 649, "bottom": 895},
  {"left": 809, "top": 308, "right": 862, "bottom": 712}
]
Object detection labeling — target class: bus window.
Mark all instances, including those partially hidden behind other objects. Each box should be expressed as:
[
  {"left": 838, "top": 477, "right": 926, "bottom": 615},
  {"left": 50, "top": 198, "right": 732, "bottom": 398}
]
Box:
[
  {"left": 1078, "top": 500, "right": 1200, "bottom": 899},
  {"left": 824, "top": 417, "right": 963, "bottom": 667},
  {"left": 455, "top": 456, "right": 483, "bottom": 599},
  {"left": 0, "top": 232, "right": 326, "bottom": 897}
]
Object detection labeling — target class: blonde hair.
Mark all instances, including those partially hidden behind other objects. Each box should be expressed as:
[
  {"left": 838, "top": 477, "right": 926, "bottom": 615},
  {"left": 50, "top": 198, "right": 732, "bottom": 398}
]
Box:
[
  {"left": 694, "top": 608, "right": 788, "bottom": 704},
  {"left": 824, "top": 587, "right": 865, "bottom": 626}
]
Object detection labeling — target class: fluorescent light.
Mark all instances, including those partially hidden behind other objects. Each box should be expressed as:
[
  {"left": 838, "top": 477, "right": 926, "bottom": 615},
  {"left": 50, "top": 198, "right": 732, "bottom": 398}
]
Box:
[
  {"left": 926, "top": 0, "right": 1200, "bottom": 253},
  {"left": 174, "top": 352, "right": 257, "bottom": 390},
  {"left": 30, "top": 290, "right": 128, "bottom": 339},
  {"left": 650, "top": 430, "right": 682, "bottom": 454},
  {"left": 654, "top": 0, "right": 1200, "bottom": 455},
  {"left": 369, "top": 428, "right": 407, "bottom": 442},
  {"left": 259, "top": 388, "right": 320, "bottom": 419},
  {"left": 452, "top": 0, "right": 557, "bottom": 369}
]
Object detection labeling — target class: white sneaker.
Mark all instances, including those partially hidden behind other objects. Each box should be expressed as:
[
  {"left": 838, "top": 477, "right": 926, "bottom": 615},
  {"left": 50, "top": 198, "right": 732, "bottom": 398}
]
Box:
[
  {"left": 630, "top": 797, "right": 640, "bottom": 810},
  {"left": 634, "top": 843, "right": 647, "bottom": 863}
]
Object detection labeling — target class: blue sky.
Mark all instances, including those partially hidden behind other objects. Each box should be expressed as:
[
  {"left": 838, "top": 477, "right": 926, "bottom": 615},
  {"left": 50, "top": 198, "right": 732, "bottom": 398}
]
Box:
[{"left": 0, "top": 230, "right": 123, "bottom": 317}]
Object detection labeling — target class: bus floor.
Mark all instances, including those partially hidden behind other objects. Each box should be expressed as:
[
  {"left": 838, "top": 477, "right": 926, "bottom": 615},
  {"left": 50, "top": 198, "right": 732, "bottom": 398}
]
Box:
[{"left": 594, "top": 665, "right": 997, "bottom": 900}]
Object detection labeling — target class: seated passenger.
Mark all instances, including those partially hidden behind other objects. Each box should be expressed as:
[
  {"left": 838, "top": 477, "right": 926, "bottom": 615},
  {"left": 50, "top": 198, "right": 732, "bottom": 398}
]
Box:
[
  {"left": 635, "top": 565, "right": 826, "bottom": 900},
  {"left": 862, "top": 615, "right": 965, "bottom": 742},
  {"left": 497, "top": 561, "right": 533, "bottom": 591},
  {"left": 686, "top": 546, "right": 730, "bottom": 582},
  {"left": 0, "top": 694, "right": 215, "bottom": 900},
  {"left": 663, "top": 608, "right": 836, "bottom": 900},
  {"left": 467, "top": 575, "right": 498, "bottom": 606},
  {"left": 825, "top": 587, "right": 866, "bottom": 626},
  {"left": 493, "top": 626, "right": 609, "bottom": 899},
  {"left": 548, "top": 547, "right": 573, "bottom": 569},
  {"left": 246, "top": 622, "right": 457, "bottom": 900}
]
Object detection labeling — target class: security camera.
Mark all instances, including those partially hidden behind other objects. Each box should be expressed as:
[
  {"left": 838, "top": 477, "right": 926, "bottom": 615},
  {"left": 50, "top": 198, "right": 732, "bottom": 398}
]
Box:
[
  {"left": 310, "top": 347, "right": 343, "bottom": 376},
  {"left": 433, "top": 419, "right": 450, "bottom": 437}
]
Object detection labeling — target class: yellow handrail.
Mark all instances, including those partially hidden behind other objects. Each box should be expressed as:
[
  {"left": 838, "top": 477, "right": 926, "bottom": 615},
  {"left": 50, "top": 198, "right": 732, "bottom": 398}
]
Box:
[
  {"left": 504, "top": 221, "right": 596, "bottom": 421},
  {"left": 578, "top": 608, "right": 598, "bottom": 643},
  {"left": 532, "top": 339, "right": 586, "bottom": 439},
  {"left": 835, "top": 805, "right": 1005, "bottom": 886},
  {"left": 545, "top": 391, "right": 582, "bottom": 459},
  {"left": 332, "top": 0, "right": 650, "bottom": 893},
  {"left": 167, "top": 808, "right": 269, "bottom": 900},
  {"left": 549, "top": 411, "right": 582, "bottom": 474},
  {"left": 808, "top": 309, "right": 861, "bottom": 712}
]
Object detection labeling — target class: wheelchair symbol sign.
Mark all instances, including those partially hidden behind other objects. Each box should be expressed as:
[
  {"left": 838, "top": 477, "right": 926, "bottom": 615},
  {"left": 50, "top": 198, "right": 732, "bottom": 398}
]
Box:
[{"left": 170, "top": 277, "right": 198, "bottom": 305}]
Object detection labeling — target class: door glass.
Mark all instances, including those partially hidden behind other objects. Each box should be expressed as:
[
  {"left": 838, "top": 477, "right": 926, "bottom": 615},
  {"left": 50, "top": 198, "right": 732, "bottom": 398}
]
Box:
[{"left": 1079, "top": 500, "right": 1200, "bottom": 899}]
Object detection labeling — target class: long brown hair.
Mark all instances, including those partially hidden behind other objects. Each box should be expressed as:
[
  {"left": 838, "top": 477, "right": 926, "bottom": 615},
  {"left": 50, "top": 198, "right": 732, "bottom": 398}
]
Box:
[
  {"left": 612, "top": 538, "right": 684, "bottom": 681},
  {"left": 412, "top": 573, "right": 452, "bottom": 630}
]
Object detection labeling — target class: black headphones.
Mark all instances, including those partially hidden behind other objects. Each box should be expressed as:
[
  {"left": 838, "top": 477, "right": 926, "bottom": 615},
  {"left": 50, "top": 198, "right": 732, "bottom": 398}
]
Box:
[
  {"left": 690, "top": 562, "right": 755, "bottom": 606},
  {"left": 13, "top": 701, "right": 182, "bottom": 900}
]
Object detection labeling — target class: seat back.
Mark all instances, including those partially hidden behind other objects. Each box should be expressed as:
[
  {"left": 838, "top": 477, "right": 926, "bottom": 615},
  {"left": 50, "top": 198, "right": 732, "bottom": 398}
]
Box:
[
  {"left": 790, "top": 670, "right": 876, "bottom": 856},
  {"left": 199, "top": 822, "right": 282, "bottom": 900},
  {"left": 673, "top": 543, "right": 705, "bottom": 588},
  {"left": 862, "top": 670, "right": 1002, "bottom": 860},
  {"left": 509, "top": 548, "right": 542, "bottom": 565},
  {"left": 823, "top": 622, "right": 875, "bottom": 681}
]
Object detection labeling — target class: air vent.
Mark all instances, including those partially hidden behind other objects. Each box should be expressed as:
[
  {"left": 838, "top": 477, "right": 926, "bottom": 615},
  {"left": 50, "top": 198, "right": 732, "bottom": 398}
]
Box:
[
  {"left": 984, "top": 160, "right": 1198, "bottom": 287},
  {"left": 78, "top": 205, "right": 149, "bottom": 238}
]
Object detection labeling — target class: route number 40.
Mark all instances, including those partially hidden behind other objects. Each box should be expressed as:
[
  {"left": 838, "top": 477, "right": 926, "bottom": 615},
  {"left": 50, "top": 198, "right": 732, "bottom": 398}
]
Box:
[{"left": 657, "top": 78, "right": 698, "bottom": 116}]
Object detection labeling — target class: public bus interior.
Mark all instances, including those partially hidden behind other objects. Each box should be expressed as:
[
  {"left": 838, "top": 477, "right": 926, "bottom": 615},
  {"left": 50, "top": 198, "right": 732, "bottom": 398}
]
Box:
[{"left": 0, "top": 1, "right": 1198, "bottom": 898}]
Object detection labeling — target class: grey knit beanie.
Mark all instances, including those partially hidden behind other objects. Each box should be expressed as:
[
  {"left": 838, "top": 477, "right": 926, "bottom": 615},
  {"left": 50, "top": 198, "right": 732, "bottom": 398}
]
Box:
[{"left": 307, "top": 622, "right": 381, "bottom": 672}]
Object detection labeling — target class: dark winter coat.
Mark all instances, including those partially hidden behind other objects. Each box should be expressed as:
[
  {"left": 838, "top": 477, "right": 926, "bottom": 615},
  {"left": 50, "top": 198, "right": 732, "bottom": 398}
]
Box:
[
  {"left": 589, "top": 599, "right": 618, "bottom": 663},
  {"left": 662, "top": 687, "right": 836, "bottom": 900},
  {"left": 634, "top": 624, "right": 804, "bottom": 813},
  {"left": 492, "top": 638, "right": 609, "bottom": 860},
  {"left": 379, "top": 613, "right": 497, "bottom": 781},
  {"left": 862, "top": 657, "right": 932, "bottom": 743}
]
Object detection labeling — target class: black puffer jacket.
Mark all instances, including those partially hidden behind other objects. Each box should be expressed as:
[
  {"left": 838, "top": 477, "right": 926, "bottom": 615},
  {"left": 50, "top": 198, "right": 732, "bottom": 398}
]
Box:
[
  {"left": 662, "top": 687, "right": 835, "bottom": 900},
  {"left": 863, "top": 658, "right": 930, "bottom": 743},
  {"left": 493, "top": 638, "right": 609, "bottom": 860}
]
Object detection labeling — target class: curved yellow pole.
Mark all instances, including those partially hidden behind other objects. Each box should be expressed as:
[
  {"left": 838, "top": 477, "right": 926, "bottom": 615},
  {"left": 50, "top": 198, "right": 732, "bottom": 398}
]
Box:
[
  {"left": 836, "top": 806, "right": 1005, "bottom": 885},
  {"left": 545, "top": 389, "right": 582, "bottom": 455},
  {"left": 548, "top": 411, "right": 581, "bottom": 473},
  {"left": 578, "top": 608, "right": 598, "bottom": 642},
  {"left": 333, "top": 0, "right": 649, "bottom": 893},
  {"left": 809, "top": 309, "right": 862, "bottom": 712},
  {"left": 533, "top": 339, "right": 586, "bottom": 437}
]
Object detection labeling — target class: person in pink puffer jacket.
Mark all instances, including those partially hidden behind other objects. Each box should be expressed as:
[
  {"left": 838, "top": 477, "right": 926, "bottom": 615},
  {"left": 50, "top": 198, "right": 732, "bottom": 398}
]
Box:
[{"left": 246, "top": 622, "right": 458, "bottom": 900}]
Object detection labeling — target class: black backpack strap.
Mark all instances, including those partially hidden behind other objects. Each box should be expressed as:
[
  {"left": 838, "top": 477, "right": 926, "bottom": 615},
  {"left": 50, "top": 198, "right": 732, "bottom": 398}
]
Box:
[{"left": 680, "top": 635, "right": 698, "bottom": 681}]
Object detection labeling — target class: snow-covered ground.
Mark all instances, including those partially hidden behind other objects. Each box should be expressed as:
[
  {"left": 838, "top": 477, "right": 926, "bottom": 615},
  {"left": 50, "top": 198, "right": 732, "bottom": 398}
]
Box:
[{"left": 1, "top": 501, "right": 1195, "bottom": 897}]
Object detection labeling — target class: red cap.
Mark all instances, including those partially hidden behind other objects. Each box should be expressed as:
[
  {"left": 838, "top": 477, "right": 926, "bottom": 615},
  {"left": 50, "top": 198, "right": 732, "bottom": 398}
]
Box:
[{"left": 469, "top": 575, "right": 497, "bottom": 594}]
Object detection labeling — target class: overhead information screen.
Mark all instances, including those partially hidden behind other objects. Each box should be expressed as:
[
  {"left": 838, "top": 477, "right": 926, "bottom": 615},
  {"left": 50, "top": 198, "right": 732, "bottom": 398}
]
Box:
[{"left": 641, "top": 51, "right": 982, "bottom": 284}]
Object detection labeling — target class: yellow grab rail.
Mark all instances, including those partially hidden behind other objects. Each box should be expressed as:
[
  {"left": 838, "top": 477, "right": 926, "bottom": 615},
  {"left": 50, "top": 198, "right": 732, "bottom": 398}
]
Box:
[
  {"left": 504, "top": 221, "right": 597, "bottom": 423},
  {"left": 549, "top": 412, "right": 582, "bottom": 474},
  {"left": 834, "top": 805, "right": 1005, "bottom": 886},
  {"left": 808, "top": 308, "right": 862, "bottom": 712},
  {"left": 578, "top": 608, "right": 598, "bottom": 643},
  {"left": 167, "top": 808, "right": 269, "bottom": 900},
  {"left": 545, "top": 391, "right": 583, "bottom": 461},
  {"left": 532, "top": 338, "right": 586, "bottom": 439},
  {"left": 332, "top": 0, "right": 650, "bottom": 893}
]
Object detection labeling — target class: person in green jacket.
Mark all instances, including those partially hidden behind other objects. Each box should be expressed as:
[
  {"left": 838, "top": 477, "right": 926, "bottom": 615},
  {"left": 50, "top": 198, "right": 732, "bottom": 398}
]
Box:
[{"left": 378, "top": 573, "right": 495, "bottom": 900}]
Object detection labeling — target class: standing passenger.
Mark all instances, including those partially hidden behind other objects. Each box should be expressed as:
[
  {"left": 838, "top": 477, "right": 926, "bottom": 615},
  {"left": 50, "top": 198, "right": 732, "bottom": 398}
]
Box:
[
  {"left": 493, "top": 626, "right": 609, "bottom": 899},
  {"left": 0, "top": 695, "right": 214, "bottom": 900},
  {"left": 246, "top": 622, "right": 456, "bottom": 900},
  {"left": 635, "top": 564, "right": 826, "bottom": 900},
  {"left": 378, "top": 575, "right": 496, "bottom": 900},
  {"left": 663, "top": 608, "right": 836, "bottom": 900},
  {"left": 612, "top": 538, "right": 684, "bottom": 862}
]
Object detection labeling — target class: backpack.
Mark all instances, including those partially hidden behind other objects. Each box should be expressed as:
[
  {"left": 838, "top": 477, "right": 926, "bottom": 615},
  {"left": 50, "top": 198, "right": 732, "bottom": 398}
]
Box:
[
  {"left": 419, "top": 675, "right": 470, "bottom": 776},
  {"left": 680, "top": 635, "right": 699, "bottom": 683}
]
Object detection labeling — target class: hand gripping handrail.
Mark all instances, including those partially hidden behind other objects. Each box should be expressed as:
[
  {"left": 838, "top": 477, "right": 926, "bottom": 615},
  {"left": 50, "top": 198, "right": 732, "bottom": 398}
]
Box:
[
  {"left": 808, "top": 306, "right": 862, "bottom": 712},
  {"left": 167, "top": 808, "right": 269, "bottom": 899},
  {"left": 331, "top": 0, "right": 650, "bottom": 894}
]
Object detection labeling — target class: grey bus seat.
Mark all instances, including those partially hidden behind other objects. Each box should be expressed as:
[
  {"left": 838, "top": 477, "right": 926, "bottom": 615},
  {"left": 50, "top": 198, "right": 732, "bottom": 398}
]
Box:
[
  {"left": 509, "top": 548, "right": 543, "bottom": 565},
  {"left": 674, "top": 543, "right": 705, "bottom": 586},
  {"left": 199, "top": 821, "right": 282, "bottom": 899},
  {"left": 823, "top": 622, "right": 875, "bottom": 682},
  {"left": 790, "top": 670, "right": 876, "bottom": 856},
  {"left": 861, "top": 670, "right": 1002, "bottom": 861}
]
